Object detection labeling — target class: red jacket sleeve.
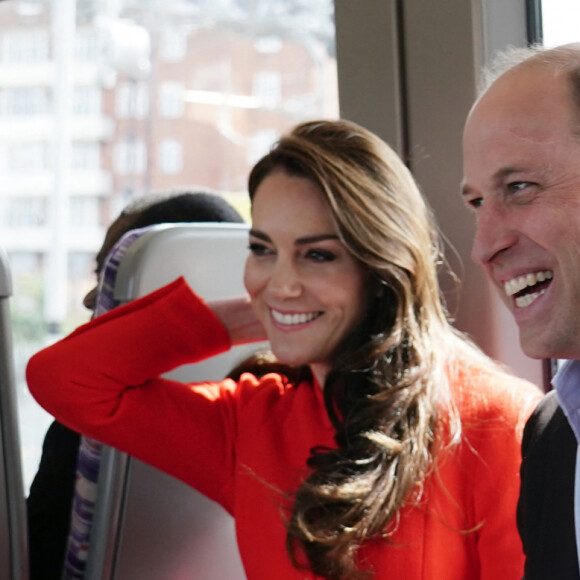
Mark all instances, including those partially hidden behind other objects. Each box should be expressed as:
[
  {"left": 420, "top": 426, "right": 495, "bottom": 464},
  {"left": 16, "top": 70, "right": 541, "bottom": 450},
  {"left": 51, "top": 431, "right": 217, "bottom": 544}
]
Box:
[
  {"left": 26, "top": 277, "right": 241, "bottom": 501},
  {"left": 451, "top": 366, "right": 542, "bottom": 580}
]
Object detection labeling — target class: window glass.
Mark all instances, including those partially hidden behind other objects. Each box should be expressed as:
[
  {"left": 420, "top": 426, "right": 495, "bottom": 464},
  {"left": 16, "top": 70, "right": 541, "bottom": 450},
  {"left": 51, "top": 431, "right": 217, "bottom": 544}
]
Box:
[
  {"left": 113, "top": 139, "right": 147, "bottom": 174},
  {"left": 159, "top": 81, "right": 185, "bottom": 117},
  {"left": 252, "top": 70, "right": 281, "bottom": 108},
  {"left": 541, "top": 0, "right": 580, "bottom": 46},
  {"left": 8, "top": 142, "right": 47, "bottom": 173},
  {"left": 160, "top": 29, "right": 187, "bottom": 61},
  {"left": 71, "top": 142, "right": 100, "bottom": 171},
  {"left": 0, "top": 196, "right": 47, "bottom": 228},
  {"left": 540, "top": 0, "right": 580, "bottom": 378},
  {"left": 69, "top": 196, "right": 99, "bottom": 228},
  {"left": 2, "top": 30, "right": 48, "bottom": 63},
  {"left": 115, "top": 81, "right": 149, "bottom": 119},
  {"left": 0, "top": 0, "right": 337, "bottom": 492},
  {"left": 75, "top": 29, "right": 99, "bottom": 62},
  {"left": 73, "top": 86, "right": 101, "bottom": 116},
  {"left": 1, "top": 87, "right": 50, "bottom": 116},
  {"left": 158, "top": 139, "right": 183, "bottom": 174}
]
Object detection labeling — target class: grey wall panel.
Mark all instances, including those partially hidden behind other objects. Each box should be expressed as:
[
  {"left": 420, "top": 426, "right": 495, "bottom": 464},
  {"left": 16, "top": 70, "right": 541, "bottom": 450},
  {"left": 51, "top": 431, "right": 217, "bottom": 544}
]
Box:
[
  {"left": 334, "top": 0, "right": 542, "bottom": 385},
  {"left": 335, "top": 0, "right": 404, "bottom": 153},
  {"left": 402, "top": 0, "right": 540, "bottom": 384},
  {"left": 402, "top": 0, "right": 492, "bottom": 348}
]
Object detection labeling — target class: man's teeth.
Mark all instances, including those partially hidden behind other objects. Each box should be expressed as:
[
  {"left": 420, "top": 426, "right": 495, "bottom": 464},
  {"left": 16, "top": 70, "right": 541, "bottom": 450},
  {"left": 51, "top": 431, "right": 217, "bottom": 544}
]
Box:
[
  {"left": 503, "top": 270, "right": 553, "bottom": 308},
  {"left": 515, "top": 290, "right": 546, "bottom": 309},
  {"left": 271, "top": 310, "right": 320, "bottom": 325},
  {"left": 503, "top": 270, "right": 553, "bottom": 297}
]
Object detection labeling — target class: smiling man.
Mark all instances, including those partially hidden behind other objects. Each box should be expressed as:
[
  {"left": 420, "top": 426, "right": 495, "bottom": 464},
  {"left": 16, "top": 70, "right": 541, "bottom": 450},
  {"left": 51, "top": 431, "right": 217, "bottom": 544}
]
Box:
[{"left": 462, "top": 43, "right": 580, "bottom": 579}]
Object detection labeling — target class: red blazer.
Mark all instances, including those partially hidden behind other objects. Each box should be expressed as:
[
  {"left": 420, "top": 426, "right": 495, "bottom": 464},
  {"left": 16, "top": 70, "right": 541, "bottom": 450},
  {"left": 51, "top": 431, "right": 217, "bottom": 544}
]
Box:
[{"left": 27, "top": 277, "right": 542, "bottom": 580}]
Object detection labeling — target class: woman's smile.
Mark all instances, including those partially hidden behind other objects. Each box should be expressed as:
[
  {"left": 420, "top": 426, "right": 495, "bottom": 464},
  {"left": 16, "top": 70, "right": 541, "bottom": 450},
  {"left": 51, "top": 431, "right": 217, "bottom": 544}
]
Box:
[
  {"left": 270, "top": 308, "right": 323, "bottom": 328},
  {"left": 244, "top": 169, "right": 372, "bottom": 382}
]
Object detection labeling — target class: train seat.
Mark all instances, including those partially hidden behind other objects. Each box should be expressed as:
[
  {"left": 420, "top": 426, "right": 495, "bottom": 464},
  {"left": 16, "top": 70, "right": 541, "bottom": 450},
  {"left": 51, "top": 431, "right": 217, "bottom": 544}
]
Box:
[
  {"left": 0, "top": 246, "right": 29, "bottom": 579},
  {"left": 66, "top": 223, "right": 262, "bottom": 580}
]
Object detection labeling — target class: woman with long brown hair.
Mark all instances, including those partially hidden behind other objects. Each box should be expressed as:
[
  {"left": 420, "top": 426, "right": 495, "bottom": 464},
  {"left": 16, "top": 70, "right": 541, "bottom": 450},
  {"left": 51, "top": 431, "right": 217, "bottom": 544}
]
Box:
[{"left": 27, "top": 119, "right": 540, "bottom": 579}]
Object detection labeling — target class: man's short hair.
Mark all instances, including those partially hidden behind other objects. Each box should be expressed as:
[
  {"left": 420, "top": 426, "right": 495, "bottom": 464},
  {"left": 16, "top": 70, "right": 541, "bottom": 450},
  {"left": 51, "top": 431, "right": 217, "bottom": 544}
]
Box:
[{"left": 478, "top": 43, "right": 580, "bottom": 136}]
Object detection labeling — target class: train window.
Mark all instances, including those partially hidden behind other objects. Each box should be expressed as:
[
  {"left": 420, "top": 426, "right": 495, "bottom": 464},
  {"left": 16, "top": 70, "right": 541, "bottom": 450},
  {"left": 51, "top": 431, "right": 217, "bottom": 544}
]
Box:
[
  {"left": 0, "top": 0, "right": 337, "bottom": 492},
  {"left": 539, "top": 0, "right": 580, "bottom": 382},
  {"left": 542, "top": 0, "right": 580, "bottom": 46}
]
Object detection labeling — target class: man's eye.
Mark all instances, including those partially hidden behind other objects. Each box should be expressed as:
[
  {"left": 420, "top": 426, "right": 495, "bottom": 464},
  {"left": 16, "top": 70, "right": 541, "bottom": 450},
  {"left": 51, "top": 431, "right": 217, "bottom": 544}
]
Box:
[
  {"left": 466, "top": 197, "right": 483, "bottom": 209},
  {"left": 508, "top": 181, "right": 532, "bottom": 193}
]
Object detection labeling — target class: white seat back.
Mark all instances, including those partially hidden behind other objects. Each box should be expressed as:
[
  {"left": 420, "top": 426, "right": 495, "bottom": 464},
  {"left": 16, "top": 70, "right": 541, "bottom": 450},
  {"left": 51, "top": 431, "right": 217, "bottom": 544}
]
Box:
[{"left": 85, "top": 223, "right": 265, "bottom": 580}]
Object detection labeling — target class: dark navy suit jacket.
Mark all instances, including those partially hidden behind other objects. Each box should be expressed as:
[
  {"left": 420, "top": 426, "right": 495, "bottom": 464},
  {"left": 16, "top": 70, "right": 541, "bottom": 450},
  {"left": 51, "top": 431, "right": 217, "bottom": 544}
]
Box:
[{"left": 518, "top": 390, "right": 580, "bottom": 579}]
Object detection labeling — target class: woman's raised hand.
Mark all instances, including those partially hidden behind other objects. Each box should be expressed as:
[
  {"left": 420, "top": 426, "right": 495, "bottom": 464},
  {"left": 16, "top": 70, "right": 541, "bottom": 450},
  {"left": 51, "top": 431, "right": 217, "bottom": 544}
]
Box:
[{"left": 207, "top": 296, "right": 267, "bottom": 346}]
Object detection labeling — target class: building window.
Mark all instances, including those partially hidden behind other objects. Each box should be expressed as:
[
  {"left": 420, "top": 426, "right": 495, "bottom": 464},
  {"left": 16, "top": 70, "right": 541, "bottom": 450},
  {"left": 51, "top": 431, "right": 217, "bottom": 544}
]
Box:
[
  {"left": 71, "top": 142, "right": 100, "bottom": 171},
  {"left": 159, "top": 82, "right": 185, "bottom": 118},
  {"left": 68, "top": 251, "right": 94, "bottom": 278},
  {"left": 8, "top": 142, "right": 47, "bottom": 173},
  {"left": 69, "top": 196, "right": 99, "bottom": 228},
  {"left": 158, "top": 140, "right": 182, "bottom": 174},
  {"left": 160, "top": 29, "right": 187, "bottom": 61},
  {"left": 2, "top": 30, "right": 48, "bottom": 63},
  {"left": 6, "top": 252, "right": 40, "bottom": 275},
  {"left": 73, "top": 86, "right": 101, "bottom": 116},
  {"left": 1, "top": 87, "right": 50, "bottom": 116},
  {"left": 254, "top": 36, "right": 283, "bottom": 54},
  {"left": 113, "top": 140, "right": 146, "bottom": 175},
  {"left": 192, "top": 60, "right": 231, "bottom": 92},
  {"left": 0, "top": 196, "right": 46, "bottom": 228},
  {"left": 248, "top": 129, "right": 278, "bottom": 165},
  {"left": 252, "top": 71, "right": 281, "bottom": 108},
  {"left": 75, "top": 30, "right": 99, "bottom": 62},
  {"left": 116, "top": 81, "right": 149, "bottom": 119}
]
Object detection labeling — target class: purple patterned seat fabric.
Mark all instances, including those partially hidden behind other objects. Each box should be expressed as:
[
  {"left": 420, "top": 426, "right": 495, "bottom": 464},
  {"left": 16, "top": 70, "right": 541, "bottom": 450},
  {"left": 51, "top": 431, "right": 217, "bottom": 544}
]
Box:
[{"left": 63, "top": 227, "right": 148, "bottom": 579}]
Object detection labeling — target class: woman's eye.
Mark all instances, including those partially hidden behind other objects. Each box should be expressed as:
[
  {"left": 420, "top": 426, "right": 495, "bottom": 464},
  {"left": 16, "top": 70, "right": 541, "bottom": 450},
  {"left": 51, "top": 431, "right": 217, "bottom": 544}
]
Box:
[
  {"left": 306, "top": 248, "right": 336, "bottom": 262},
  {"left": 248, "top": 242, "right": 272, "bottom": 257}
]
